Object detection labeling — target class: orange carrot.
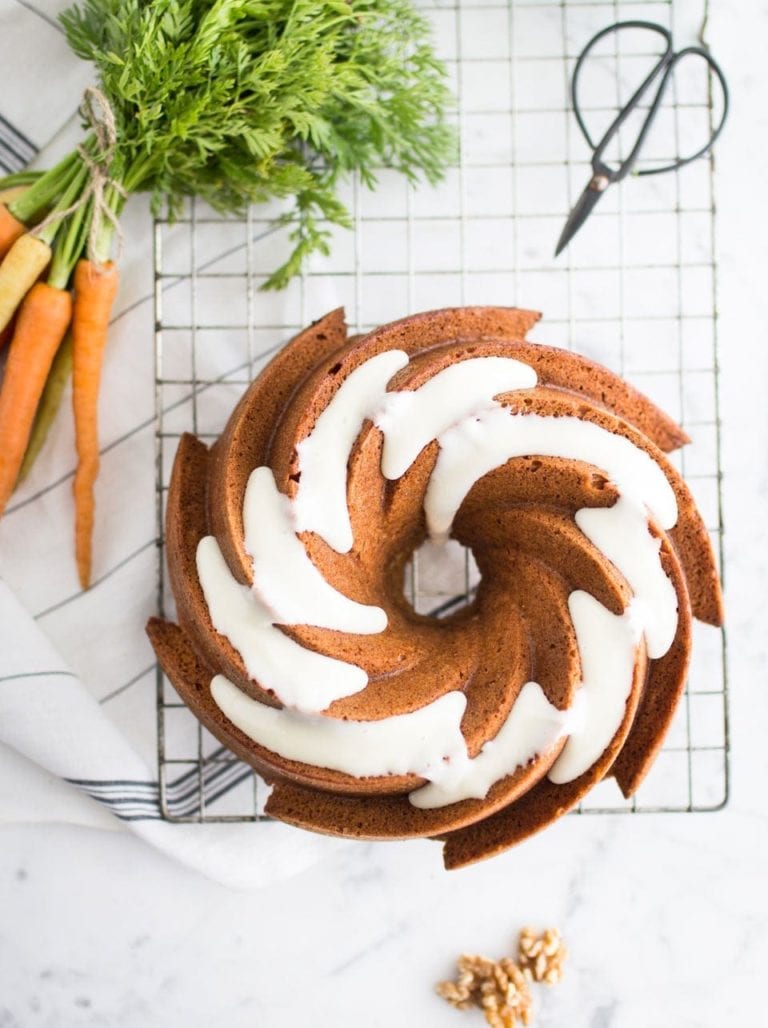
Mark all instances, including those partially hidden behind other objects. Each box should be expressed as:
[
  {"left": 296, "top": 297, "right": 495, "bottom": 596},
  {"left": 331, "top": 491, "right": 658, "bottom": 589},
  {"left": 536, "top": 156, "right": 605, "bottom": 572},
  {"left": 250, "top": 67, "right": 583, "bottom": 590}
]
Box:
[
  {"left": 72, "top": 259, "right": 120, "bottom": 589},
  {"left": 0, "top": 203, "right": 25, "bottom": 260},
  {"left": 0, "top": 282, "right": 73, "bottom": 514},
  {"left": 16, "top": 332, "right": 73, "bottom": 484}
]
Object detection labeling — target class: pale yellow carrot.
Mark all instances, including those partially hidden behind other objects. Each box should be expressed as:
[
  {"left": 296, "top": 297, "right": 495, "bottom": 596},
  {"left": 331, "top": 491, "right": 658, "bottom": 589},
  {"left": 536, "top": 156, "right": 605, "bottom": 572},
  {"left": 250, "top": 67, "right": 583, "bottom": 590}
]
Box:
[
  {"left": 0, "top": 234, "right": 52, "bottom": 333},
  {"left": 0, "top": 186, "right": 30, "bottom": 206}
]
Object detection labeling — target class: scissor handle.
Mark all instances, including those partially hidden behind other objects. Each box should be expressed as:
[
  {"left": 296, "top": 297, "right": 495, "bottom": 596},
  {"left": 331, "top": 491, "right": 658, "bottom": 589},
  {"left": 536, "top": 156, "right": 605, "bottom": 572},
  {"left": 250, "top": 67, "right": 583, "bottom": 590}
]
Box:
[
  {"left": 634, "top": 48, "right": 729, "bottom": 176},
  {"left": 571, "top": 21, "right": 728, "bottom": 182}
]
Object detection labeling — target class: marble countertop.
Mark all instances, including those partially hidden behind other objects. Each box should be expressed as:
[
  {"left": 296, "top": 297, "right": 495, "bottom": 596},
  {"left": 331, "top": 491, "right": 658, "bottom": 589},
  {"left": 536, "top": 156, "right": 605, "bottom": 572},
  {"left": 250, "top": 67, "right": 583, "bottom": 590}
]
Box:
[{"left": 1, "top": 2, "right": 766, "bottom": 1026}]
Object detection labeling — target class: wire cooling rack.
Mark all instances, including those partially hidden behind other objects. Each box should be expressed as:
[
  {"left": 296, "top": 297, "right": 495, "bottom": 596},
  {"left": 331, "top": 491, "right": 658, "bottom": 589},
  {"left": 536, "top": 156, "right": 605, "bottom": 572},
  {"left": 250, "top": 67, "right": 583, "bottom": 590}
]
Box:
[{"left": 153, "top": 0, "right": 728, "bottom": 822}]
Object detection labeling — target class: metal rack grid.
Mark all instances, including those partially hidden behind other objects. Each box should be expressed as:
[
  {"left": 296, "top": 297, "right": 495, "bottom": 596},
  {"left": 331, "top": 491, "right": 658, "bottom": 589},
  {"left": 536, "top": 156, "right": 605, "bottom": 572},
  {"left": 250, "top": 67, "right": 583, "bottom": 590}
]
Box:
[{"left": 153, "top": 0, "right": 728, "bottom": 823}]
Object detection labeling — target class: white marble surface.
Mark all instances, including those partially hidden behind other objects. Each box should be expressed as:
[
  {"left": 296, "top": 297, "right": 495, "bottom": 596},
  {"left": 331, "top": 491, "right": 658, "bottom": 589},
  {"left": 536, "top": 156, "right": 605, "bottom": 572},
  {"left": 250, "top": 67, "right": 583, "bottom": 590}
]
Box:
[{"left": 1, "top": 1, "right": 767, "bottom": 1026}]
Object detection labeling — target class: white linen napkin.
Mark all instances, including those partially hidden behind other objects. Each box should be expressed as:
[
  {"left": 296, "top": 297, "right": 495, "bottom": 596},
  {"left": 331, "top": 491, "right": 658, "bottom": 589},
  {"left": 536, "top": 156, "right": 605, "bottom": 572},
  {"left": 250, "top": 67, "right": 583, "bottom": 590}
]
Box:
[
  {"left": 0, "top": 0, "right": 345, "bottom": 887},
  {"left": 0, "top": 582, "right": 344, "bottom": 888}
]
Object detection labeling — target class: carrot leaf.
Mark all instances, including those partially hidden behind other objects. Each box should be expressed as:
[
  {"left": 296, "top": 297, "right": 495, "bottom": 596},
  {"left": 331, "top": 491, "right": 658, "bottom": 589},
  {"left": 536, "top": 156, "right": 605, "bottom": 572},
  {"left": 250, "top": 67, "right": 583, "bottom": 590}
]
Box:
[{"left": 57, "top": 0, "right": 456, "bottom": 287}]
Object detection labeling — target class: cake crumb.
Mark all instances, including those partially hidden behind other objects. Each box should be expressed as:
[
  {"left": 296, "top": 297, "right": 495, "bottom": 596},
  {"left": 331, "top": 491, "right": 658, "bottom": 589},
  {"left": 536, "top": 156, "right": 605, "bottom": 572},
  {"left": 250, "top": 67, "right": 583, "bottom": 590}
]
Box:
[
  {"left": 436, "top": 929, "right": 565, "bottom": 1027},
  {"left": 517, "top": 927, "right": 567, "bottom": 985}
]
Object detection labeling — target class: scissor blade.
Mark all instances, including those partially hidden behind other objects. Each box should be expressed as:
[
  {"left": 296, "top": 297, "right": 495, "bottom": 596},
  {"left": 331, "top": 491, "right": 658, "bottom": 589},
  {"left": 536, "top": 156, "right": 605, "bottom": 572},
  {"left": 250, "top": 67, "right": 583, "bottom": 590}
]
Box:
[{"left": 555, "top": 180, "right": 607, "bottom": 257}]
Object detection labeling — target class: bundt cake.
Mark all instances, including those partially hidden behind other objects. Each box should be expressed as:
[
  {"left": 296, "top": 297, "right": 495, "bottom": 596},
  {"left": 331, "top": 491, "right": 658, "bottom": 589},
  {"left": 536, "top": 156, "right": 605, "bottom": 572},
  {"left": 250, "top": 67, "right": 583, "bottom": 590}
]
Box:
[{"left": 147, "top": 306, "right": 724, "bottom": 868}]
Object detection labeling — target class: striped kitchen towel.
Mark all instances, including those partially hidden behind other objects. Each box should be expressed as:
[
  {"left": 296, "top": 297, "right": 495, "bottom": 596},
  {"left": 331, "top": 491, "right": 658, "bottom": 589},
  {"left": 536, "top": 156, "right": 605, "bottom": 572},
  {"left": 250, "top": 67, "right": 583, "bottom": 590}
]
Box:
[
  {"left": 0, "top": 0, "right": 94, "bottom": 171},
  {"left": 0, "top": 577, "right": 344, "bottom": 890},
  {"left": 0, "top": 0, "right": 346, "bottom": 887},
  {"left": 0, "top": 111, "right": 36, "bottom": 174}
]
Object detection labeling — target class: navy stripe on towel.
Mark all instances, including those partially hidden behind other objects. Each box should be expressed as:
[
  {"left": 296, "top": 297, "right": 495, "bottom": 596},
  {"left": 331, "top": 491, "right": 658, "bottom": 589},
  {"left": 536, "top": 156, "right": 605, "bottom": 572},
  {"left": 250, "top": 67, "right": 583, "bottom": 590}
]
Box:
[
  {"left": 65, "top": 751, "right": 255, "bottom": 821},
  {"left": 0, "top": 112, "right": 37, "bottom": 173}
]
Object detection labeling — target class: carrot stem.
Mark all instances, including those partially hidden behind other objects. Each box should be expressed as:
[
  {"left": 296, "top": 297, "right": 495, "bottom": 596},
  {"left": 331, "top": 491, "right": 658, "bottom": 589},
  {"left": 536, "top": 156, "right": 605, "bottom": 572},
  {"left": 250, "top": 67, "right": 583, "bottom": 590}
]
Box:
[
  {"left": 92, "top": 182, "right": 125, "bottom": 265},
  {"left": 72, "top": 259, "right": 120, "bottom": 588},
  {"left": 48, "top": 192, "right": 92, "bottom": 290},
  {"left": 0, "top": 170, "right": 42, "bottom": 191},
  {"left": 0, "top": 283, "right": 73, "bottom": 514},
  {"left": 34, "top": 160, "right": 89, "bottom": 250},
  {"left": 8, "top": 150, "right": 80, "bottom": 225}
]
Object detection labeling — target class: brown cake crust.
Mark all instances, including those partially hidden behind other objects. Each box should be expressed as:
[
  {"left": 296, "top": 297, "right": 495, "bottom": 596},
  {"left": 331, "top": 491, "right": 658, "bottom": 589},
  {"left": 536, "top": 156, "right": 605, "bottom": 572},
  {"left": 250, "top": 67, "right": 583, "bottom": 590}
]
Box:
[
  {"left": 208, "top": 308, "right": 349, "bottom": 587},
  {"left": 148, "top": 306, "right": 724, "bottom": 868}
]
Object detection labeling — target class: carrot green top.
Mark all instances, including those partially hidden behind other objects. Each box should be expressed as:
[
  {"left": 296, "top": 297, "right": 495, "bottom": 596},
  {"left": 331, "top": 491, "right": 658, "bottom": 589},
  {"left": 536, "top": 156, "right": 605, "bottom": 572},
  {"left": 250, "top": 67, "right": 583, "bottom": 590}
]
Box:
[{"left": 6, "top": 0, "right": 456, "bottom": 291}]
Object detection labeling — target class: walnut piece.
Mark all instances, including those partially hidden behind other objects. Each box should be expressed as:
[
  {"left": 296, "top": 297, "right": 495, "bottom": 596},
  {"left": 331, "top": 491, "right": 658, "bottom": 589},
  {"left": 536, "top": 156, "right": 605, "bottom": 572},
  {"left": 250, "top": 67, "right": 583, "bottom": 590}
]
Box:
[
  {"left": 436, "top": 928, "right": 565, "bottom": 1027},
  {"left": 436, "top": 952, "right": 533, "bottom": 1027},
  {"left": 517, "top": 928, "right": 567, "bottom": 985}
]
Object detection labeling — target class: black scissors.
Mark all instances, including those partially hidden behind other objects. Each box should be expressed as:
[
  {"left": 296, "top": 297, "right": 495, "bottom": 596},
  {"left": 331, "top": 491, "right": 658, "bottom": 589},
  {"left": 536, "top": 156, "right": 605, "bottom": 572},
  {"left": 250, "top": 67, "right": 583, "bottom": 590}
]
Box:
[{"left": 555, "top": 21, "right": 729, "bottom": 256}]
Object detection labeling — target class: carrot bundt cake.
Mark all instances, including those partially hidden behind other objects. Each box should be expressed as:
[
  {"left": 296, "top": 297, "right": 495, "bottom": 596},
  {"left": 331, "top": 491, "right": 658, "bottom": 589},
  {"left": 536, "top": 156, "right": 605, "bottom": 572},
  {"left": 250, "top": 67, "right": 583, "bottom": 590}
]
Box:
[{"left": 147, "top": 306, "right": 723, "bottom": 868}]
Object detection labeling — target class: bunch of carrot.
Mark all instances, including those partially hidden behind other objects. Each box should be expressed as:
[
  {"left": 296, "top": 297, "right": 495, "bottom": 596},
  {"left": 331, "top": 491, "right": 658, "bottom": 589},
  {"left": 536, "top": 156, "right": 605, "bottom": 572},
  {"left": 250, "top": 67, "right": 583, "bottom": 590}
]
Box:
[
  {"left": 0, "top": 153, "right": 120, "bottom": 589},
  {"left": 0, "top": 0, "right": 455, "bottom": 592}
]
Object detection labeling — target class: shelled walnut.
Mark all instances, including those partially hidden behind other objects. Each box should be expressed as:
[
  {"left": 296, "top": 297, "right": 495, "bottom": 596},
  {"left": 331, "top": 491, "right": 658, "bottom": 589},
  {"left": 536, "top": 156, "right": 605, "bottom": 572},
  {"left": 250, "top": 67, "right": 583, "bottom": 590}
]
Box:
[
  {"left": 437, "top": 927, "right": 565, "bottom": 1027},
  {"left": 517, "top": 928, "right": 567, "bottom": 985}
]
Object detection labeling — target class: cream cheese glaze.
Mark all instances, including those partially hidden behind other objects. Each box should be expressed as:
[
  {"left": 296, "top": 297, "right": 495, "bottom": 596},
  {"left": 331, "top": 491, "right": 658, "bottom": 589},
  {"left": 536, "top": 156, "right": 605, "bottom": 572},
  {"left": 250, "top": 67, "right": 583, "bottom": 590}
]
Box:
[
  {"left": 547, "top": 592, "right": 642, "bottom": 784},
  {"left": 211, "top": 675, "right": 470, "bottom": 781},
  {"left": 425, "top": 408, "right": 678, "bottom": 540},
  {"left": 243, "top": 466, "right": 387, "bottom": 634},
  {"left": 196, "top": 537, "right": 369, "bottom": 713},
  {"left": 198, "top": 350, "right": 680, "bottom": 807},
  {"left": 575, "top": 498, "right": 678, "bottom": 659},
  {"left": 292, "top": 348, "right": 409, "bottom": 553},
  {"left": 375, "top": 356, "right": 537, "bottom": 479}
]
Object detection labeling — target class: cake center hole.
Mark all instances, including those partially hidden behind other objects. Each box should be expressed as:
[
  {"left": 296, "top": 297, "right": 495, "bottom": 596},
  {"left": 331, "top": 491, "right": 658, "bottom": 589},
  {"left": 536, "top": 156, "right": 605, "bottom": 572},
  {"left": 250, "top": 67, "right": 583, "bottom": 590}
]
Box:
[{"left": 402, "top": 538, "right": 481, "bottom": 619}]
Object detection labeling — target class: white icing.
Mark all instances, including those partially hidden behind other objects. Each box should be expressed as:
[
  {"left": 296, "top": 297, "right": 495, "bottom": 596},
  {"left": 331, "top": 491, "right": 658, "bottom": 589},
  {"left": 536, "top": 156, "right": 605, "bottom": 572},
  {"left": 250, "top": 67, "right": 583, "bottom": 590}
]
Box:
[
  {"left": 547, "top": 592, "right": 643, "bottom": 784},
  {"left": 409, "top": 682, "right": 569, "bottom": 809},
  {"left": 211, "top": 674, "right": 468, "bottom": 780},
  {"left": 292, "top": 349, "right": 409, "bottom": 553},
  {"left": 204, "top": 586, "right": 642, "bottom": 803},
  {"left": 424, "top": 408, "right": 678, "bottom": 541},
  {"left": 196, "top": 536, "right": 367, "bottom": 714},
  {"left": 199, "top": 349, "right": 685, "bottom": 807},
  {"left": 375, "top": 357, "right": 537, "bottom": 479},
  {"left": 243, "top": 466, "right": 386, "bottom": 634},
  {"left": 575, "top": 496, "right": 678, "bottom": 659}
]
